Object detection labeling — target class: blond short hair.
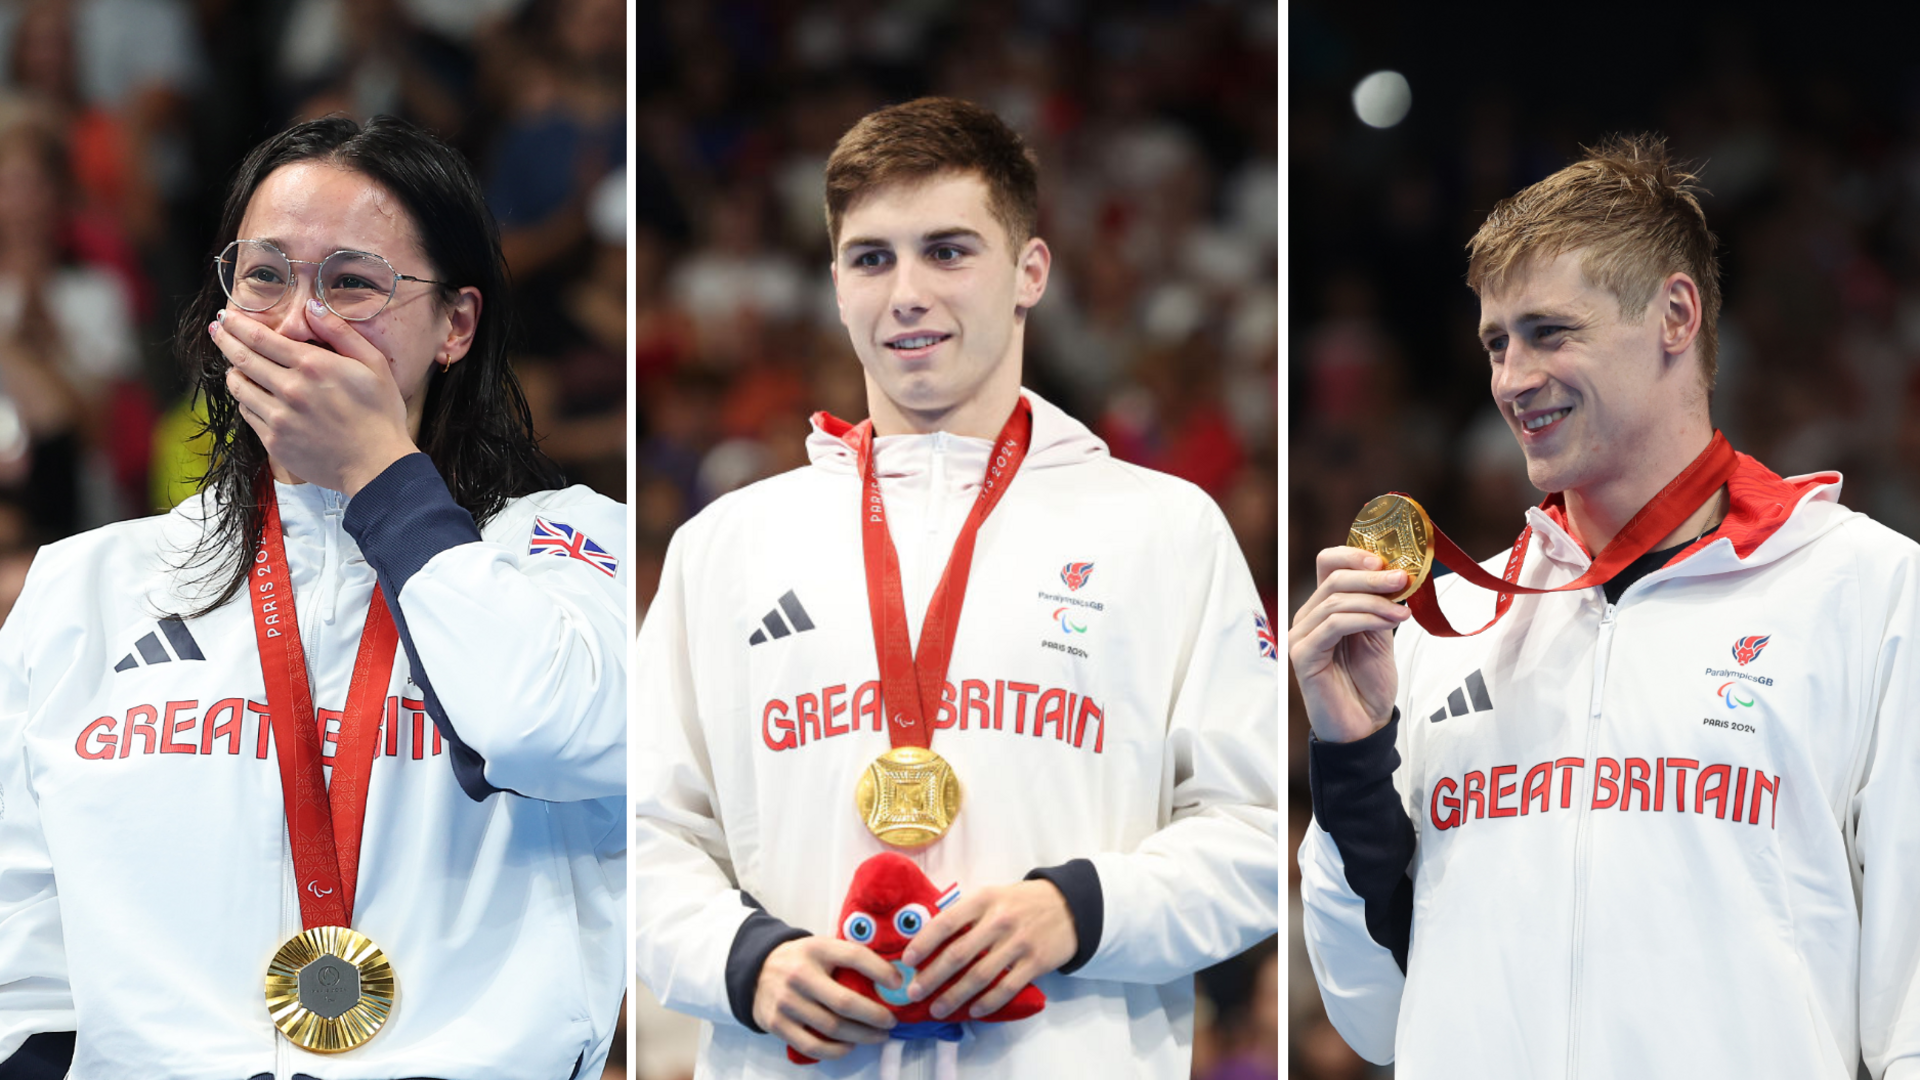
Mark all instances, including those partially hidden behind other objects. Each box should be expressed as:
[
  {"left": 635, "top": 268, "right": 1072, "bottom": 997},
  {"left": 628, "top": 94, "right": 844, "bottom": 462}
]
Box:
[{"left": 1467, "top": 134, "right": 1722, "bottom": 386}]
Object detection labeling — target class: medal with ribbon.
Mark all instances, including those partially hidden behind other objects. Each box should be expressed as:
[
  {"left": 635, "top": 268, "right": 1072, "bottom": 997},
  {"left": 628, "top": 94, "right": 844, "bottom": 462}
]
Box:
[
  {"left": 829, "top": 397, "right": 1033, "bottom": 848},
  {"left": 1347, "top": 430, "right": 1738, "bottom": 636},
  {"left": 251, "top": 481, "right": 400, "bottom": 1052}
]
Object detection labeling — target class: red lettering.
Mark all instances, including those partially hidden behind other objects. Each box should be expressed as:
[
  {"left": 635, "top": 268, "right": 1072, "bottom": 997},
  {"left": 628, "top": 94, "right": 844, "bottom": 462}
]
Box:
[
  {"left": 1072, "top": 697, "right": 1105, "bottom": 753},
  {"left": 796, "top": 693, "right": 822, "bottom": 746},
  {"left": 1666, "top": 758, "right": 1699, "bottom": 812},
  {"left": 1555, "top": 757, "right": 1585, "bottom": 808},
  {"left": 1732, "top": 766, "right": 1749, "bottom": 822},
  {"left": 76, "top": 716, "right": 116, "bottom": 759},
  {"left": 933, "top": 682, "right": 958, "bottom": 730},
  {"left": 1591, "top": 757, "right": 1620, "bottom": 809},
  {"left": 822, "top": 684, "right": 849, "bottom": 738},
  {"left": 1035, "top": 688, "right": 1068, "bottom": 740},
  {"left": 961, "top": 679, "right": 990, "bottom": 730},
  {"left": 1621, "top": 757, "right": 1652, "bottom": 811},
  {"left": 993, "top": 679, "right": 1005, "bottom": 730},
  {"left": 202, "top": 697, "right": 243, "bottom": 756},
  {"left": 432, "top": 720, "right": 442, "bottom": 756},
  {"left": 411, "top": 708, "right": 424, "bottom": 760},
  {"left": 1654, "top": 756, "right": 1665, "bottom": 811},
  {"left": 1521, "top": 761, "right": 1552, "bottom": 814},
  {"left": 1462, "top": 770, "right": 1487, "bottom": 819},
  {"left": 159, "top": 700, "right": 199, "bottom": 754},
  {"left": 1007, "top": 682, "right": 1039, "bottom": 734},
  {"left": 248, "top": 700, "right": 271, "bottom": 759},
  {"left": 1697, "top": 763, "right": 1732, "bottom": 818},
  {"left": 120, "top": 704, "right": 158, "bottom": 757},
  {"left": 385, "top": 696, "right": 399, "bottom": 757},
  {"left": 1488, "top": 765, "right": 1519, "bottom": 818},
  {"left": 853, "top": 681, "right": 883, "bottom": 731},
  {"left": 1749, "top": 770, "right": 1780, "bottom": 828},
  {"left": 1431, "top": 777, "right": 1462, "bottom": 829},
  {"left": 761, "top": 700, "right": 796, "bottom": 750},
  {"left": 316, "top": 708, "right": 344, "bottom": 764}
]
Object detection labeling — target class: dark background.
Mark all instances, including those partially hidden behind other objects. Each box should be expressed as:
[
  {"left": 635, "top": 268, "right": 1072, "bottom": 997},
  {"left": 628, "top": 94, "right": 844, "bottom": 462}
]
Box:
[{"left": 1288, "top": 3, "right": 1920, "bottom": 1075}]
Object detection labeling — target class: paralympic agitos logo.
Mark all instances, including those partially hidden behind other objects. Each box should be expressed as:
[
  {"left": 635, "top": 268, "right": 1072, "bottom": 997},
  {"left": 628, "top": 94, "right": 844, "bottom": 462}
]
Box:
[{"left": 1716, "top": 681, "right": 1756, "bottom": 709}]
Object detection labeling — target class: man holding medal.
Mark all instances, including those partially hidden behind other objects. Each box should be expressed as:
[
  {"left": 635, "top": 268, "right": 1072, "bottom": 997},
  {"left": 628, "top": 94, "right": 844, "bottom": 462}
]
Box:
[
  {"left": 1293, "top": 136, "right": 1920, "bottom": 1077},
  {"left": 634, "top": 96, "right": 1279, "bottom": 1077}
]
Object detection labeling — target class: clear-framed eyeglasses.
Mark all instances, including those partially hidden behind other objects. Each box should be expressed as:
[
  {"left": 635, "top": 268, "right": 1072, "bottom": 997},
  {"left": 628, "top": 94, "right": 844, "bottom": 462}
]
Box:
[{"left": 214, "top": 239, "right": 451, "bottom": 322}]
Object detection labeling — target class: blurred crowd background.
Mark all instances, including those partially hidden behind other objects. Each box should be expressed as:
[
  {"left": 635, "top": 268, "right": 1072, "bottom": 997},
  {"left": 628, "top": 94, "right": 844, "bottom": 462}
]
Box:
[
  {"left": 632, "top": 1, "right": 1276, "bottom": 1078},
  {"left": 1287, "top": 4, "right": 1920, "bottom": 1075},
  {"left": 0, "top": 0, "right": 628, "bottom": 644}
]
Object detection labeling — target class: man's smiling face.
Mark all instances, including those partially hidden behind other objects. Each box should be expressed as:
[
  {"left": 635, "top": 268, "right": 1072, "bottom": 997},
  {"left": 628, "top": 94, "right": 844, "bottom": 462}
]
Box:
[
  {"left": 1479, "top": 249, "right": 1699, "bottom": 498},
  {"left": 832, "top": 170, "right": 1048, "bottom": 436}
]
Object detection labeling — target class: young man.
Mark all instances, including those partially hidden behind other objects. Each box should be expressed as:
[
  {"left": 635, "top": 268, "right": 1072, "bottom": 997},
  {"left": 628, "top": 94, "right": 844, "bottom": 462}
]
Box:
[
  {"left": 1293, "top": 136, "right": 1920, "bottom": 1078},
  {"left": 634, "top": 97, "right": 1278, "bottom": 1076}
]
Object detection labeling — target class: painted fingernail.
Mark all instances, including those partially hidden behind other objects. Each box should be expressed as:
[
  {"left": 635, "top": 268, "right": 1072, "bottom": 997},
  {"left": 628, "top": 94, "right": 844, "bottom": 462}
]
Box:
[
  {"left": 215, "top": 308, "right": 227, "bottom": 322},
  {"left": 307, "top": 299, "right": 326, "bottom": 316},
  {"left": 207, "top": 321, "right": 219, "bottom": 338}
]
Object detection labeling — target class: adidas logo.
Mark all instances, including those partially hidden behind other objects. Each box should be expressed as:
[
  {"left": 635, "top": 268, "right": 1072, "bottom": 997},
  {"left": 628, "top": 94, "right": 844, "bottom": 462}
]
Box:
[
  {"left": 113, "top": 617, "right": 205, "bottom": 672},
  {"left": 1428, "top": 669, "right": 1493, "bottom": 722},
  {"left": 748, "top": 590, "right": 815, "bottom": 646}
]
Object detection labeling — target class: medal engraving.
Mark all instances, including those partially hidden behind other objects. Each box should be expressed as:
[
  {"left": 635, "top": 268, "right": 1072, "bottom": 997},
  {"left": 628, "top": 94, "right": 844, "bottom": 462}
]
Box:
[
  {"left": 854, "top": 746, "right": 961, "bottom": 848},
  {"left": 1346, "top": 494, "right": 1435, "bottom": 602},
  {"left": 264, "top": 926, "right": 396, "bottom": 1053},
  {"left": 297, "top": 954, "right": 361, "bottom": 1020}
]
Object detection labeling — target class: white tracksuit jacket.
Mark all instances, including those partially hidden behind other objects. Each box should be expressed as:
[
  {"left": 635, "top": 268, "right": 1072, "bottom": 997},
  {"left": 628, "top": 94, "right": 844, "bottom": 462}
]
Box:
[
  {"left": 0, "top": 455, "right": 627, "bottom": 1080},
  {"left": 1299, "top": 453, "right": 1920, "bottom": 1078},
  {"left": 634, "top": 389, "right": 1279, "bottom": 1078}
]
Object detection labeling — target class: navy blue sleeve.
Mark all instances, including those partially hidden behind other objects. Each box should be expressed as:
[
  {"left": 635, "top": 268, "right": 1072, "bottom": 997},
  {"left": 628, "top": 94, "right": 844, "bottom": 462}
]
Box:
[
  {"left": 342, "top": 453, "right": 501, "bottom": 801},
  {"left": 1024, "top": 858, "right": 1103, "bottom": 974},
  {"left": 0, "top": 1032, "right": 73, "bottom": 1080},
  {"left": 725, "top": 892, "right": 812, "bottom": 1032},
  {"left": 1307, "top": 709, "right": 1416, "bottom": 973}
]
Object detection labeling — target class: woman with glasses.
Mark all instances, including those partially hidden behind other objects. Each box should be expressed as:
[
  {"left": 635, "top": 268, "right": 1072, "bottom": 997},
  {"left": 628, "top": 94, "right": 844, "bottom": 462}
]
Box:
[{"left": 0, "top": 116, "right": 626, "bottom": 1079}]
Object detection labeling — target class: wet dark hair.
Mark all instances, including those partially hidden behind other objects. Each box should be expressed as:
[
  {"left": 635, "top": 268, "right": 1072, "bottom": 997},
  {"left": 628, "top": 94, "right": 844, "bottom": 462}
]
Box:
[{"left": 175, "top": 114, "right": 562, "bottom": 615}]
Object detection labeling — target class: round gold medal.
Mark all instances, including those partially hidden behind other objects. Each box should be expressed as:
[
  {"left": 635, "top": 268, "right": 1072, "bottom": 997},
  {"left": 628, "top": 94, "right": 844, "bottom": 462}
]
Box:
[
  {"left": 263, "top": 926, "right": 396, "bottom": 1053},
  {"left": 854, "top": 746, "right": 961, "bottom": 848},
  {"left": 1346, "top": 494, "right": 1435, "bottom": 602}
]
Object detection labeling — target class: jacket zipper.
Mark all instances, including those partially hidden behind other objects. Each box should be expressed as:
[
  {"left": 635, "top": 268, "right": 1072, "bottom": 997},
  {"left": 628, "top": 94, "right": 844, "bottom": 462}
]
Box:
[{"left": 1565, "top": 599, "right": 1617, "bottom": 1079}]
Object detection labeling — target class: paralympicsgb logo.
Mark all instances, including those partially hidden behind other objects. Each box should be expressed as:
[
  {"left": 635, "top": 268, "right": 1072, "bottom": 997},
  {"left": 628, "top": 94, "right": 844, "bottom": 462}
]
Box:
[{"left": 1732, "top": 634, "right": 1771, "bottom": 666}]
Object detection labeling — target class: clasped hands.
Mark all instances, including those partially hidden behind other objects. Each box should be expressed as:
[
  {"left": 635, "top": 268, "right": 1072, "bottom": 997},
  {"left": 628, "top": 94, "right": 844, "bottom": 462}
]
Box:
[
  {"left": 752, "top": 878, "right": 1077, "bottom": 1061},
  {"left": 209, "top": 301, "right": 419, "bottom": 495}
]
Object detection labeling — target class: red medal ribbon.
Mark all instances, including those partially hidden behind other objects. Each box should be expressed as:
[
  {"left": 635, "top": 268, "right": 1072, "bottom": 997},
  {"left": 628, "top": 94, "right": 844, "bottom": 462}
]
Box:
[
  {"left": 837, "top": 398, "right": 1033, "bottom": 750},
  {"left": 1407, "top": 430, "right": 1739, "bottom": 637},
  {"left": 249, "top": 481, "right": 400, "bottom": 928}
]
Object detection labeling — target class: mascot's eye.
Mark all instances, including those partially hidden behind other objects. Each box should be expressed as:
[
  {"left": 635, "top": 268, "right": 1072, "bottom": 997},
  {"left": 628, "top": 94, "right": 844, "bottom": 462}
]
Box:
[
  {"left": 893, "top": 903, "right": 931, "bottom": 937},
  {"left": 843, "top": 912, "right": 876, "bottom": 944}
]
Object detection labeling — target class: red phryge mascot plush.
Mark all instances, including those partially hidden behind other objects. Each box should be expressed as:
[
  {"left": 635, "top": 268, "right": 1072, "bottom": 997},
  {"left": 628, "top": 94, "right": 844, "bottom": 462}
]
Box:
[{"left": 787, "top": 852, "right": 1046, "bottom": 1077}]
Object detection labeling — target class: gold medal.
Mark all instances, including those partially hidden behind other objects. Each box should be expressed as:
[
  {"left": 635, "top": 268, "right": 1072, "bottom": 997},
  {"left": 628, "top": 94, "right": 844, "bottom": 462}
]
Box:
[
  {"left": 1346, "top": 494, "right": 1435, "bottom": 602},
  {"left": 854, "top": 746, "right": 961, "bottom": 848},
  {"left": 263, "top": 926, "right": 396, "bottom": 1053}
]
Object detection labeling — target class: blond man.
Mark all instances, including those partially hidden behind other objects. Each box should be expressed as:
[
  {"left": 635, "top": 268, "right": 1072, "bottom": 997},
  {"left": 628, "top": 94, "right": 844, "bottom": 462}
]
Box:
[{"left": 1294, "top": 135, "right": 1920, "bottom": 1078}]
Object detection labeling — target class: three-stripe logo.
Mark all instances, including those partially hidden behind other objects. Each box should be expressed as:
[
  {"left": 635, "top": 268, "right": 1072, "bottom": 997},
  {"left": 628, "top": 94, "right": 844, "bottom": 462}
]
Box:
[
  {"left": 1428, "top": 669, "right": 1493, "bottom": 723},
  {"left": 113, "top": 616, "right": 206, "bottom": 673},
  {"left": 749, "top": 590, "right": 816, "bottom": 646}
]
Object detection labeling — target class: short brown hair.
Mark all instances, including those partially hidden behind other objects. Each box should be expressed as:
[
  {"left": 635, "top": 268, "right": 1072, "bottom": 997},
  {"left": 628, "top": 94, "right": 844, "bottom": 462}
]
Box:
[
  {"left": 1467, "top": 134, "right": 1722, "bottom": 386},
  {"left": 824, "top": 96, "right": 1039, "bottom": 254}
]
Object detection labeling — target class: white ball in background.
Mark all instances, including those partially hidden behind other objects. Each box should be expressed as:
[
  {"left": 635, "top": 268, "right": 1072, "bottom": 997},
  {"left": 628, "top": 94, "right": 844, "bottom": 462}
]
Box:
[{"left": 1352, "top": 70, "right": 1413, "bottom": 129}]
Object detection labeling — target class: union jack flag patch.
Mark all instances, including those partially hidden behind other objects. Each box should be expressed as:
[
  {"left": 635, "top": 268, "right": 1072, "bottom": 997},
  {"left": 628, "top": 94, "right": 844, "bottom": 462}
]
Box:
[
  {"left": 1256, "top": 612, "right": 1278, "bottom": 660},
  {"left": 529, "top": 516, "right": 618, "bottom": 577}
]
